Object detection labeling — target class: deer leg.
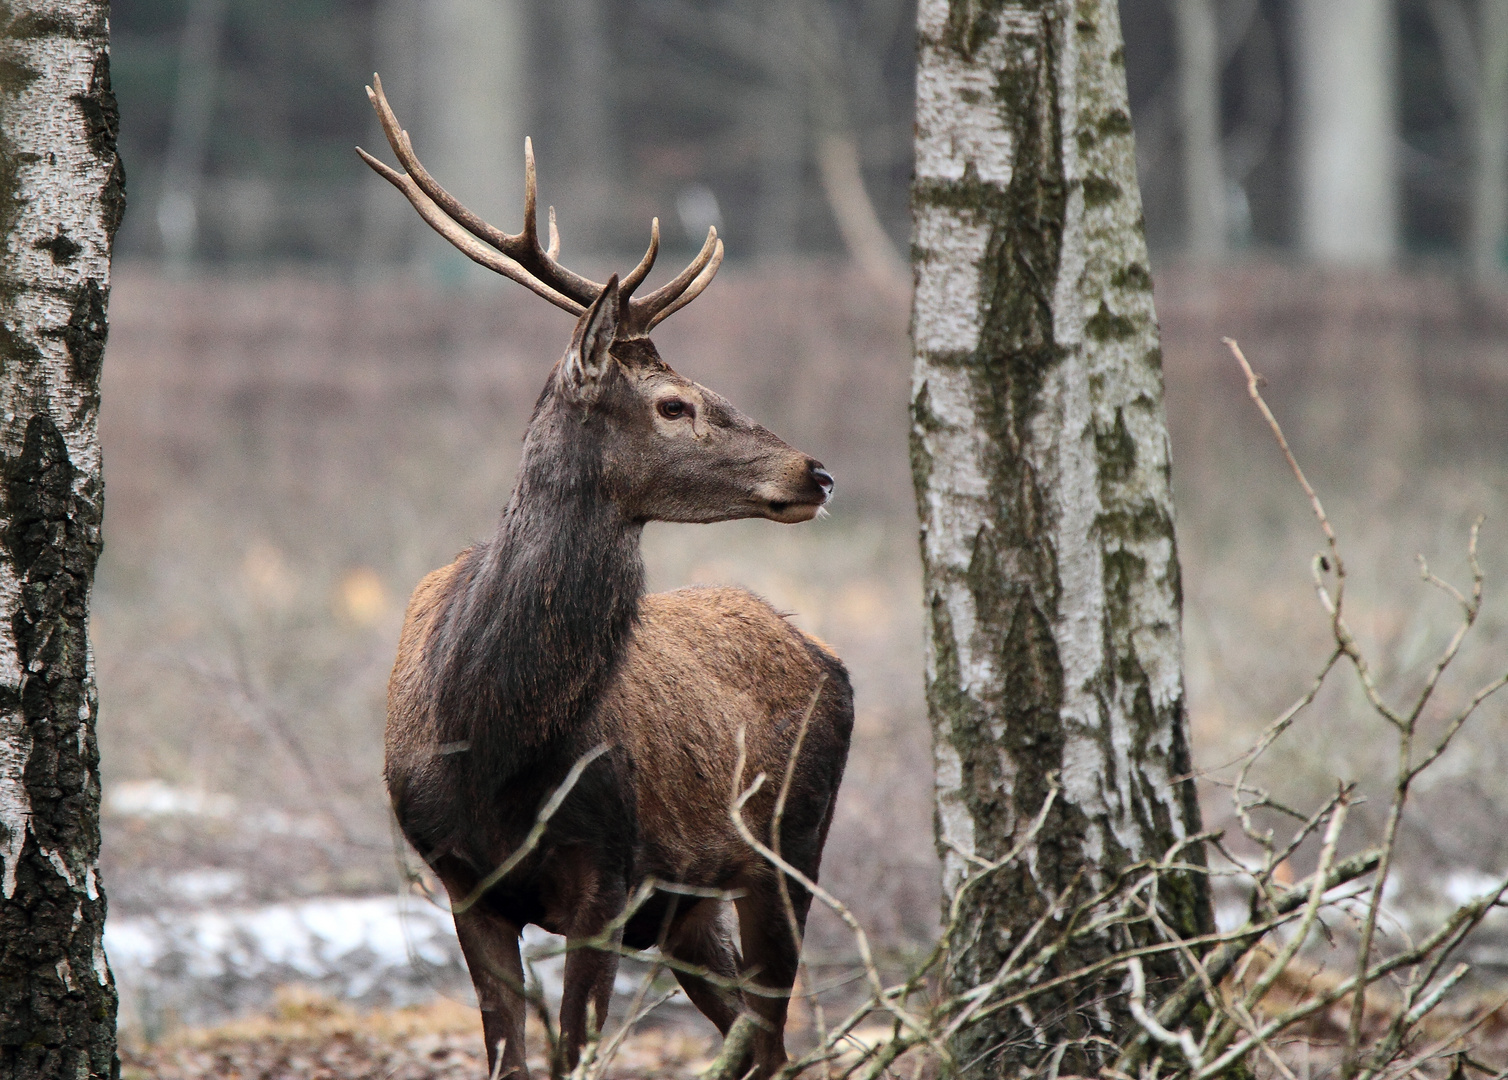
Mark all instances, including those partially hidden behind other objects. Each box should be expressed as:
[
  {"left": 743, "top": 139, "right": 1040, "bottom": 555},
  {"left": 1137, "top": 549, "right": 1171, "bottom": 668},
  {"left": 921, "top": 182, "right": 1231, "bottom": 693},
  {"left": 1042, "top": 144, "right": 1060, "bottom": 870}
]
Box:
[
  {"left": 452, "top": 907, "right": 530, "bottom": 1080},
  {"left": 734, "top": 876, "right": 813, "bottom": 1080},
  {"left": 664, "top": 898, "right": 744, "bottom": 1035},
  {"left": 557, "top": 927, "right": 621, "bottom": 1072}
]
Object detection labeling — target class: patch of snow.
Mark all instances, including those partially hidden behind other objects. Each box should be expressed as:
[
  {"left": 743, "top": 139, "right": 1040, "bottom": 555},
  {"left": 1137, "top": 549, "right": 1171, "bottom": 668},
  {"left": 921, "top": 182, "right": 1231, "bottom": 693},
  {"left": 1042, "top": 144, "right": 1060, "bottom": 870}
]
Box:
[
  {"left": 108, "top": 893, "right": 467, "bottom": 1029},
  {"left": 1443, "top": 869, "right": 1504, "bottom": 907},
  {"left": 1214, "top": 901, "right": 1247, "bottom": 934},
  {"left": 107, "top": 893, "right": 643, "bottom": 1033},
  {"left": 105, "top": 779, "right": 331, "bottom": 839},
  {"left": 167, "top": 868, "right": 245, "bottom": 904},
  {"left": 107, "top": 780, "right": 235, "bottom": 819}
]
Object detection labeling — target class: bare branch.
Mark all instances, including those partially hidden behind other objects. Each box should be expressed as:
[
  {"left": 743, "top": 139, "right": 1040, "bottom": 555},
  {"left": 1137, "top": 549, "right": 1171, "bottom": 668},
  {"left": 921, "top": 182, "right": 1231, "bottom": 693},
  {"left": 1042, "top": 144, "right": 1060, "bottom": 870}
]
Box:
[
  {"left": 452, "top": 744, "right": 610, "bottom": 914},
  {"left": 1127, "top": 957, "right": 1203, "bottom": 1068}
]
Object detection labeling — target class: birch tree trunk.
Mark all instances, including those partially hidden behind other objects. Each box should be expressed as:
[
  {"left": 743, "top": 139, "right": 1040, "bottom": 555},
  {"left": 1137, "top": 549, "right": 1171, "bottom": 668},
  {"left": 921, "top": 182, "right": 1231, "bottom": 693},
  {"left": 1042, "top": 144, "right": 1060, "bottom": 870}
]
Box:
[
  {"left": 0, "top": 4, "right": 123, "bottom": 1078},
  {"left": 911, "top": 2, "right": 1208, "bottom": 1074}
]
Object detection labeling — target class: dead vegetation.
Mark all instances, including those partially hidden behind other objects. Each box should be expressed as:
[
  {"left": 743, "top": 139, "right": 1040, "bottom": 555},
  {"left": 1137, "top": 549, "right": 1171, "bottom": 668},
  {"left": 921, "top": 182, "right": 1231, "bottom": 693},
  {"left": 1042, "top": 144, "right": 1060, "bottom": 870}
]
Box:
[{"left": 120, "top": 987, "right": 716, "bottom": 1080}]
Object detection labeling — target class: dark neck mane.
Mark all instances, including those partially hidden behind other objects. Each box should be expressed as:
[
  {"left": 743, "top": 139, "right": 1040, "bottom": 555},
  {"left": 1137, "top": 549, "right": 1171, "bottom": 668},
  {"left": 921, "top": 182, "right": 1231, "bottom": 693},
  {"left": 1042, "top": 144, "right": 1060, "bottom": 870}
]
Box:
[{"left": 427, "top": 405, "right": 645, "bottom": 762}]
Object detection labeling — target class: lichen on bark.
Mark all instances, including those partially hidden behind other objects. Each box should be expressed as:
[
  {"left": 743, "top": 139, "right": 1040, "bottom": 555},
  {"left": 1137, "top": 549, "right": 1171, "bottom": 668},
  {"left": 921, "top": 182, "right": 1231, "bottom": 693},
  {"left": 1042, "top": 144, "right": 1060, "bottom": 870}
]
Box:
[
  {"left": 910, "top": 1, "right": 1209, "bottom": 1073},
  {"left": 0, "top": 3, "right": 121, "bottom": 1078}
]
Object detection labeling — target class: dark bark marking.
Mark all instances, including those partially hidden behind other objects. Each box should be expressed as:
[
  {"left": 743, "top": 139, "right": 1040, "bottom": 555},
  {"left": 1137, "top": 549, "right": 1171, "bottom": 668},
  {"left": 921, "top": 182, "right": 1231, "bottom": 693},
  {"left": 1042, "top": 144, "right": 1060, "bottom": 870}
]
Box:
[
  {"left": 0, "top": 58, "right": 39, "bottom": 92},
  {"left": 1101, "top": 549, "right": 1146, "bottom": 639},
  {"left": 909, "top": 380, "right": 938, "bottom": 525},
  {"left": 56, "top": 281, "right": 107, "bottom": 390},
  {"left": 1110, "top": 262, "right": 1153, "bottom": 290},
  {"left": 72, "top": 53, "right": 117, "bottom": 162},
  {"left": 0, "top": 324, "right": 42, "bottom": 378},
  {"left": 1094, "top": 499, "right": 1175, "bottom": 545},
  {"left": 1085, "top": 299, "right": 1137, "bottom": 341},
  {"left": 1099, "top": 108, "right": 1133, "bottom": 136},
  {"left": 5, "top": 10, "right": 109, "bottom": 39},
  {"left": 0, "top": 415, "right": 115, "bottom": 1080},
  {"left": 33, "top": 230, "right": 80, "bottom": 266},
  {"left": 1082, "top": 174, "right": 1122, "bottom": 208},
  {"left": 1096, "top": 407, "right": 1137, "bottom": 487},
  {"left": 0, "top": 136, "right": 20, "bottom": 261},
  {"left": 73, "top": 52, "right": 124, "bottom": 240}
]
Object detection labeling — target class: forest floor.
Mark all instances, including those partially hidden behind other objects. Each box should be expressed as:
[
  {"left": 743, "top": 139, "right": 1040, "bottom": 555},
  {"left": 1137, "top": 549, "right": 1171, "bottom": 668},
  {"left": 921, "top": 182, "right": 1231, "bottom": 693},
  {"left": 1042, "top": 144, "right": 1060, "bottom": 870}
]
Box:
[
  {"left": 119, "top": 990, "right": 715, "bottom": 1080},
  {"left": 117, "top": 987, "right": 913, "bottom": 1080},
  {"left": 119, "top": 969, "right": 1508, "bottom": 1080}
]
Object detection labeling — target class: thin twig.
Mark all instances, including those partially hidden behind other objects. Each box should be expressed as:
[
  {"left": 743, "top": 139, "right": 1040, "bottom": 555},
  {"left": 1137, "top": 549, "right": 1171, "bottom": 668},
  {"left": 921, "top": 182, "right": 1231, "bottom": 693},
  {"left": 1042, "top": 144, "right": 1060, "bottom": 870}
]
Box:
[
  {"left": 1127, "top": 957, "right": 1202, "bottom": 1068},
  {"left": 454, "top": 744, "right": 610, "bottom": 913}
]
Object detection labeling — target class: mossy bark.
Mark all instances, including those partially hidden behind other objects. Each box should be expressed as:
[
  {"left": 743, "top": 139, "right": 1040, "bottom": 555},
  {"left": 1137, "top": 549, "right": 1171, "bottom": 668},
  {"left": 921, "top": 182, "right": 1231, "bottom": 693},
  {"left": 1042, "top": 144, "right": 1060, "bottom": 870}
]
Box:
[
  {"left": 910, "top": 2, "right": 1209, "bottom": 1075},
  {"left": 0, "top": 4, "right": 122, "bottom": 1079}
]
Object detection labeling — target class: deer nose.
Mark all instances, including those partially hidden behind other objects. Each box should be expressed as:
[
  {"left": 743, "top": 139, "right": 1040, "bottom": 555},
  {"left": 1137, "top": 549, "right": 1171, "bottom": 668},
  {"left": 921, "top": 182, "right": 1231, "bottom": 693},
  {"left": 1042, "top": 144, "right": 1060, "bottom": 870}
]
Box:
[{"left": 810, "top": 463, "right": 834, "bottom": 497}]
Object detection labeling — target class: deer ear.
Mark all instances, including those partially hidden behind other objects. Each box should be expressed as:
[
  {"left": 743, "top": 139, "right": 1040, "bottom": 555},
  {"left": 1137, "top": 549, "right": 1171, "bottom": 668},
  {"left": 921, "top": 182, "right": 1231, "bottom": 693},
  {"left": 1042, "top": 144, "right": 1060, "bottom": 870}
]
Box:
[{"left": 562, "top": 275, "right": 620, "bottom": 400}]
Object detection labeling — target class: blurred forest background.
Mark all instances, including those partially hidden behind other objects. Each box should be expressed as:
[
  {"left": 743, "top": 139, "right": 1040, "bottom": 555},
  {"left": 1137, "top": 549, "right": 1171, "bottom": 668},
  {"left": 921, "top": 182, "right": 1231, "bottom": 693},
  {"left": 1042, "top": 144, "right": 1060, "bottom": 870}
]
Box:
[{"left": 98, "top": 0, "right": 1508, "bottom": 1044}]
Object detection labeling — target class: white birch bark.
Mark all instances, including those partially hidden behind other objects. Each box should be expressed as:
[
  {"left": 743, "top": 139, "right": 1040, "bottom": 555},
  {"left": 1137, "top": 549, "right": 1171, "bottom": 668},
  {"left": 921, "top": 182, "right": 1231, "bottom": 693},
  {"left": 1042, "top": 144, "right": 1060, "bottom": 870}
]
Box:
[
  {"left": 911, "top": 2, "right": 1206, "bottom": 1072},
  {"left": 0, "top": 3, "right": 121, "bottom": 1077}
]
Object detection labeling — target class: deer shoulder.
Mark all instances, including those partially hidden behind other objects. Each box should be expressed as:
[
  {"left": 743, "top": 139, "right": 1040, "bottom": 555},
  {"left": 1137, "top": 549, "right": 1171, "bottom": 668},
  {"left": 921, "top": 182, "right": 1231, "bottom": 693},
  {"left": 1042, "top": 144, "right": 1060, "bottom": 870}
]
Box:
[{"left": 601, "top": 585, "right": 852, "bottom": 884}]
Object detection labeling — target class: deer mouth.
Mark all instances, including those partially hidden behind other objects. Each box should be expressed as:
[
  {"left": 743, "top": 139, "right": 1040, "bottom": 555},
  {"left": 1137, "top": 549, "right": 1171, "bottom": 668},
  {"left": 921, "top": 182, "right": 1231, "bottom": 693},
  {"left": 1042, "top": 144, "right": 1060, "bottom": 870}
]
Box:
[
  {"left": 761, "top": 497, "right": 825, "bottom": 524},
  {"left": 754, "top": 461, "right": 832, "bottom": 523}
]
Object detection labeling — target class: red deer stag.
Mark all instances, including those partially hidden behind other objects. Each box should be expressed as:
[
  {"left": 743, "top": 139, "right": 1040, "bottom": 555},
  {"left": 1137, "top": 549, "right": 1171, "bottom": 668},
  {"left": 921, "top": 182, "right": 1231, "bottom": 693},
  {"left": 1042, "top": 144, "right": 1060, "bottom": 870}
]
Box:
[{"left": 359, "top": 76, "right": 853, "bottom": 1080}]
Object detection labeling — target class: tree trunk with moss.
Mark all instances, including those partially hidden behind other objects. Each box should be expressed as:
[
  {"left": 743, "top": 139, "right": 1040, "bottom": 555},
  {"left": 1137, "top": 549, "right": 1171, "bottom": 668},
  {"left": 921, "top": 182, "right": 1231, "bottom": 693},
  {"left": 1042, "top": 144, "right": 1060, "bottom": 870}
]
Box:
[
  {"left": 0, "top": 5, "right": 124, "bottom": 1079},
  {"left": 910, "top": 2, "right": 1209, "bottom": 1075}
]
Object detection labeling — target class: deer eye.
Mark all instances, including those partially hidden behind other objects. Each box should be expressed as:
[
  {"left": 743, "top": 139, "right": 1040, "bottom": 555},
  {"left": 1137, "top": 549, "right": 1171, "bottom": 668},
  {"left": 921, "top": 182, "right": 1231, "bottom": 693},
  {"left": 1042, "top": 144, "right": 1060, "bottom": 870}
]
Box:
[{"left": 657, "top": 399, "right": 690, "bottom": 420}]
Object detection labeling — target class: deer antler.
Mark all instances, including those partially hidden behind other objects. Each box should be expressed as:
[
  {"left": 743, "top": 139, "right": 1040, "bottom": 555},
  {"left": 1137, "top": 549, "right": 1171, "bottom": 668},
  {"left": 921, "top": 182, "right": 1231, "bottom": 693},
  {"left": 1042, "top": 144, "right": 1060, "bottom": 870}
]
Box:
[{"left": 357, "top": 74, "right": 724, "bottom": 336}]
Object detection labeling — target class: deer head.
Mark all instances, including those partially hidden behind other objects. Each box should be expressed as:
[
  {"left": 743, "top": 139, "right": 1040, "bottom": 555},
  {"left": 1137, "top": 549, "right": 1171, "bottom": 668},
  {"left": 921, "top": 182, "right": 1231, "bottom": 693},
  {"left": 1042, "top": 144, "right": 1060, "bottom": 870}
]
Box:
[{"left": 357, "top": 75, "right": 833, "bottom": 525}]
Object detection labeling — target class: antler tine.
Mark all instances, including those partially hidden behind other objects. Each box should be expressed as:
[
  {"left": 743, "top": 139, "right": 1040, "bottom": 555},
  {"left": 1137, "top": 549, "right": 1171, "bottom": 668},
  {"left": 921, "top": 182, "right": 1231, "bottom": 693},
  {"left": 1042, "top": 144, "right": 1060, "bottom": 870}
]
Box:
[
  {"left": 626, "top": 227, "right": 722, "bottom": 332},
  {"left": 363, "top": 75, "right": 603, "bottom": 307},
  {"left": 356, "top": 145, "right": 587, "bottom": 314},
  {"left": 522, "top": 137, "right": 540, "bottom": 247},
  {"left": 515, "top": 140, "right": 604, "bottom": 299},
  {"left": 368, "top": 76, "right": 512, "bottom": 256},
  {"left": 646, "top": 238, "right": 723, "bottom": 330},
  {"left": 619, "top": 218, "right": 660, "bottom": 299},
  {"left": 362, "top": 75, "right": 724, "bottom": 332}
]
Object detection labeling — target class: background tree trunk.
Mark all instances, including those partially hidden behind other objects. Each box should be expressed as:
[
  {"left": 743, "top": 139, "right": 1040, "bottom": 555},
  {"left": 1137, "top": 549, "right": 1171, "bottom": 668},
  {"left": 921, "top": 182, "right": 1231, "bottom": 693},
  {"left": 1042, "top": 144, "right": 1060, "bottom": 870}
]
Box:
[
  {"left": 1293, "top": 0, "right": 1398, "bottom": 264},
  {"left": 911, "top": 2, "right": 1209, "bottom": 1075},
  {"left": 361, "top": 0, "right": 424, "bottom": 269},
  {"left": 551, "top": 0, "right": 618, "bottom": 254},
  {"left": 1473, "top": 0, "right": 1508, "bottom": 276},
  {"left": 1174, "top": 0, "right": 1224, "bottom": 259},
  {"left": 418, "top": 0, "right": 526, "bottom": 283},
  {"left": 0, "top": 5, "right": 123, "bottom": 1079},
  {"left": 753, "top": 0, "right": 804, "bottom": 262},
  {"left": 156, "top": 0, "right": 225, "bottom": 271}
]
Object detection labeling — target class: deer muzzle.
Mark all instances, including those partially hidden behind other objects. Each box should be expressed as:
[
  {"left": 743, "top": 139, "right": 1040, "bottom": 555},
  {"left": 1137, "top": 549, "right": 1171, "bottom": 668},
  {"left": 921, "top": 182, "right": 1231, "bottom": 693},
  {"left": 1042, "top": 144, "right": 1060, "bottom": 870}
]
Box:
[{"left": 757, "top": 458, "right": 834, "bottom": 523}]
